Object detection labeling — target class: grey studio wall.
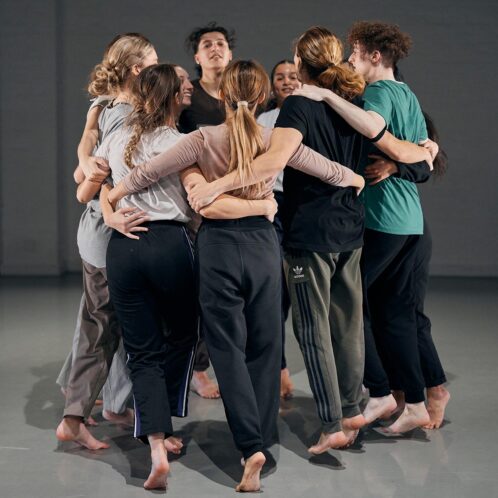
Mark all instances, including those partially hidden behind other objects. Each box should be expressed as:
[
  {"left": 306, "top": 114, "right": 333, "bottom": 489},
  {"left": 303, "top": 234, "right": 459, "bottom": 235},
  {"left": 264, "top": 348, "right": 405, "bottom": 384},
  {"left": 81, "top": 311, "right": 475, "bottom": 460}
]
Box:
[{"left": 1, "top": 0, "right": 497, "bottom": 276}]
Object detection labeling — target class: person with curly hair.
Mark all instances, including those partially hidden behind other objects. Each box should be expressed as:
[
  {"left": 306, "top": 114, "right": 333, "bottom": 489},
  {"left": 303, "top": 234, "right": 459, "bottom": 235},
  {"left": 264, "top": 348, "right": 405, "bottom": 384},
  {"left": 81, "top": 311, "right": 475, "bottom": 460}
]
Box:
[{"left": 294, "top": 21, "right": 440, "bottom": 433}]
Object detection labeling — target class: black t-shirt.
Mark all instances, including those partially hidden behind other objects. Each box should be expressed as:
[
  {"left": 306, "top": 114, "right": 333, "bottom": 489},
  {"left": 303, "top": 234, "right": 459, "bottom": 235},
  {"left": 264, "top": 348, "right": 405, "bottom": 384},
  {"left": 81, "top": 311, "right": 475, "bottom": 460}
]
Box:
[
  {"left": 276, "top": 95, "right": 367, "bottom": 253},
  {"left": 178, "top": 79, "right": 225, "bottom": 133}
]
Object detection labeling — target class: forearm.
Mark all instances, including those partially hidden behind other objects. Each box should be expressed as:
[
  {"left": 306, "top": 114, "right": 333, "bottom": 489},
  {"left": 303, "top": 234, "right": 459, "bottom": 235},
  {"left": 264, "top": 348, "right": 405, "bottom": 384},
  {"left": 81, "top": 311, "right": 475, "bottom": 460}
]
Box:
[
  {"left": 324, "top": 93, "right": 384, "bottom": 139},
  {"left": 99, "top": 182, "right": 115, "bottom": 222},
  {"left": 395, "top": 161, "right": 431, "bottom": 183},
  {"left": 199, "top": 195, "right": 271, "bottom": 219},
  {"left": 205, "top": 149, "right": 286, "bottom": 200},
  {"left": 123, "top": 133, "right": 203, "bottom": 194},
  {"left": 287, "top": 144, "right": 356, "bottom": 187},
  {"left": 77, "top": 129, "right": 99, "bottom": 164},
  {"left": 74, "top": 165, "right": 85, "bottom": 184},
  {"left": 203, "top": 129, "right": 301, "bottom": 199},
  {"left": 77, "top": 178, "right": 103, "bottom": 204},
  {"left": 376, "top": 132, "right": 433, "bottom": 165}
]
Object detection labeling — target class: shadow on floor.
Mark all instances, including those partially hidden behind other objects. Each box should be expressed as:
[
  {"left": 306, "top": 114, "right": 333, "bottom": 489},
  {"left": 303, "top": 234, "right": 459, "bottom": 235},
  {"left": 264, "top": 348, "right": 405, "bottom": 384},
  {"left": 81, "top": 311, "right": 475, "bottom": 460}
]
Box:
[
  {"left": 24, "top": 362, "right": 66, "bottom": 430},
  {"left": 278, "top": 393, "right": 344, "bottom": 469}
]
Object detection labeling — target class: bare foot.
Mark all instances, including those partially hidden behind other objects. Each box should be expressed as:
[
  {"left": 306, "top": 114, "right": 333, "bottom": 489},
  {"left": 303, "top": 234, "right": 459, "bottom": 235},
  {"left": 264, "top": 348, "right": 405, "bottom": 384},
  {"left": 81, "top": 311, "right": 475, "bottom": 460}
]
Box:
[
  {"left": 164, "top": 435, "right": 183, "bottom": 454},
  {"left": 56, "top": 416, "right": 109, "bottom": 450},
  {"left": 340, "top": 415, "right": 366, "bottom": 448},
  {"left": 424, "top": 386, "right": 450, "bottom": 429},
  {"left": 190, "top": 371, "right": 220, "bottom": 399},
  {"left": 236, "top": 451, "right": 265, "bottom": 492},
  {"left": 341, "top": 429, "right": 359, "bottom": 448},
  {"left": 103, "top": 408, "right": 134, "bottom": 427},
  {"left": 380, "top": 390, "right": 405, "bottom": 420},
  {"left": 308, "top": 430, "right": 349, "bottom": 455},
  {"left": 144, "top": 435, "right": 169, "bottom": 490},
  {"left": 280, "top": 368, "right": 294, "bottom": 399},
  {"left": 343, "top": 414, "right": 366, "bottom": 430},
  {"left": 85, "top": 415, "right": 98, "bottom": 427},
  {"left": 363, "top": 394, "right": 398, "bottom": 424},
  {"left": 384, "top": 402, "right": 431, "bottom": 434}
]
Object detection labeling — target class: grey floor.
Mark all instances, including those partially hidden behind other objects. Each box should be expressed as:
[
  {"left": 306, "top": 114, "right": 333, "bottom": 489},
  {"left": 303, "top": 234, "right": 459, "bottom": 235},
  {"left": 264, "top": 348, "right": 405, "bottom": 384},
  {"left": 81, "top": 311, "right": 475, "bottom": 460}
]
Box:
[{"left": 0, "top": 276, "right": 497, "bottom": 498}]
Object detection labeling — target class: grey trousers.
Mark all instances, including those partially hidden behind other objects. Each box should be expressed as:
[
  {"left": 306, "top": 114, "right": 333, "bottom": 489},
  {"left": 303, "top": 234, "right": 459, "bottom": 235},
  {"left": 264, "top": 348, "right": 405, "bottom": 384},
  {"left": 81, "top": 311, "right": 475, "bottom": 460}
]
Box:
[
  {"left": 285, "top": 247, "right": 364, "bottom": 434},
  {"left": 61, "top": 261, "right": 132, "bottom": 419},
  {"left": 57, "top": 331, "right": 132, "bottom": 414}
]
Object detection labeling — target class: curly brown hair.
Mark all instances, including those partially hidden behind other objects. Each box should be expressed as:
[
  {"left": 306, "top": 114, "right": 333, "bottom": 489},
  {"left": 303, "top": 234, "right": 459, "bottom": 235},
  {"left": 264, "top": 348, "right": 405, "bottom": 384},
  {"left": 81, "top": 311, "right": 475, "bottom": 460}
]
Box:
[{"left": 347, "top": 21, "right": 412, "bottom": 67}]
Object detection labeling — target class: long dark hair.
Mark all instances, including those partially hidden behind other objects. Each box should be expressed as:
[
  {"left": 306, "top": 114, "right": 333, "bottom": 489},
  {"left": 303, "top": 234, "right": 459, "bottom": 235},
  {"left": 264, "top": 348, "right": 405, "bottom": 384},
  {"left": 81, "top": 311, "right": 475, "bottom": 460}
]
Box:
[
  {"left": 124, "top": 64, "right": 181, "bottom": 169},
  {"left": 424, "top": 112, "right": 448, "bottom": 178}
]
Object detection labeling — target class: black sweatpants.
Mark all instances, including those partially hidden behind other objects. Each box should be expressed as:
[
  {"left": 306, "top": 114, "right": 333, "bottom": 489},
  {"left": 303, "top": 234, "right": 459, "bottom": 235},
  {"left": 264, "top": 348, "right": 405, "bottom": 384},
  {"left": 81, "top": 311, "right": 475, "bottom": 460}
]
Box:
[
  {"left": 386, "top": 222, "right": 446, "bottom": 389},
  {"left": 196, "top": 216, "right": 282, "bottom": 459},
  {"left": 273, "top": 191, "right": 291, "bottom": 370},
  {"left": 361, "top": 228, "right": 425, "bottom": 404},
  {"left": 106, "top": 221, "right": 198, "bottom": 442}
]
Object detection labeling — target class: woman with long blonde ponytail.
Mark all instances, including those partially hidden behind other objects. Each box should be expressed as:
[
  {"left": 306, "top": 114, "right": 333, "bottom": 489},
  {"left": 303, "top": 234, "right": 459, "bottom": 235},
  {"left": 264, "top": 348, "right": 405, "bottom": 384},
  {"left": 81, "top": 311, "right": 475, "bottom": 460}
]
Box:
[
  {"left": 185, "top": 27, "right": 371, "bottom": 455},
  {"left": 108, "top": 58, "right": 364, "bottom": 491}
]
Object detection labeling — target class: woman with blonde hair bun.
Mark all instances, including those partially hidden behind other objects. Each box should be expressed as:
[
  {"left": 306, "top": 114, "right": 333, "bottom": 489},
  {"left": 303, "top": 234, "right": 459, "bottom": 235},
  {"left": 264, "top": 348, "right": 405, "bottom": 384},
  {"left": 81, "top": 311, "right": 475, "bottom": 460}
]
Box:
[
  {"left": 56, "top": 33, "right": 158, "bottom": 451},
  {"left": 108, "top": 59, "right": 363, "bottom": 490}
]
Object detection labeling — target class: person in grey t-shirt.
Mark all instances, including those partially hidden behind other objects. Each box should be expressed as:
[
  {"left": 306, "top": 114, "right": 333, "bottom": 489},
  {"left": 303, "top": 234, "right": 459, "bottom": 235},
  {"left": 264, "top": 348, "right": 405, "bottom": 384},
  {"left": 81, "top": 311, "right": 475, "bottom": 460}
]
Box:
[{"left": 56, "top": 33, "right": 160, "bottom": 451}]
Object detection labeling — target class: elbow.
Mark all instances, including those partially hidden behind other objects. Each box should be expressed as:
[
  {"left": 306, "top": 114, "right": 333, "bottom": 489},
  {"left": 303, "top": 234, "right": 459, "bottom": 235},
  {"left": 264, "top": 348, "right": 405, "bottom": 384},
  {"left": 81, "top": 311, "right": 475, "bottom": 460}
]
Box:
[
  {"left": 199, "top": 206, "right": 218, "bottom": 219},
  {"left": 365, "top": 128, "right": 380, "bottom": 140},
  {"left": 76, "top": 191, "right": 91, "bottom": 204},
  {"left": 199, "top": 205, "right": 229, "bottom": 219},
  {"left": 199, "top": 207, "right": 212, "bottom": 218},
  {"left": 365, "top": 122, "right": 385, "bottom": 140}
]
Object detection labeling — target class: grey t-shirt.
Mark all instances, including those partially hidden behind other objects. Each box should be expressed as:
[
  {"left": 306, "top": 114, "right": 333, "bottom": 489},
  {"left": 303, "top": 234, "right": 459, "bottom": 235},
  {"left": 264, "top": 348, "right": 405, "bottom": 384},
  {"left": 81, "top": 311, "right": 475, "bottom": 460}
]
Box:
[
  {"left": 77, "top": 100, "right": 133, "bottom": 268},
  {"left": 257, "top": 108, "right": 283, "bottom": 192},
  {"left": 97, "top": 125, "right": 192, "bottom": 223}
]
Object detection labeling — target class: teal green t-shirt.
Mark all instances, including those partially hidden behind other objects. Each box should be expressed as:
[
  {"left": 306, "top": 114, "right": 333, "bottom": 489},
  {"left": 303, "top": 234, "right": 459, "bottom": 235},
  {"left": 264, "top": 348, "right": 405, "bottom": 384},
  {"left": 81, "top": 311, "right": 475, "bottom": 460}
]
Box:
[{"left": 362, "top": 80, "right": 428, "bottom": 235}]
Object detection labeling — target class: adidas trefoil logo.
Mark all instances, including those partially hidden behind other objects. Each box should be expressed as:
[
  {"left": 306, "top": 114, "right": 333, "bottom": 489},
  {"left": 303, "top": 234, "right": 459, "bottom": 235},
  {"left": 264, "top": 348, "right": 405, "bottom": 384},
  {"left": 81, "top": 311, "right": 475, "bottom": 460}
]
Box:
[{"left": 292, "top": 266, "right": 304, "bottom": 278}]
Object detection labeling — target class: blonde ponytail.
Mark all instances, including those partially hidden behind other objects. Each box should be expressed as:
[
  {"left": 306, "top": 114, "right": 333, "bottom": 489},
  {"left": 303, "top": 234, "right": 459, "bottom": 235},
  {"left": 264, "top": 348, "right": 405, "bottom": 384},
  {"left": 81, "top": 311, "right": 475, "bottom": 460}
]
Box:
[{"left": 220, "top": 60, "right": 270, "bottom": 198}]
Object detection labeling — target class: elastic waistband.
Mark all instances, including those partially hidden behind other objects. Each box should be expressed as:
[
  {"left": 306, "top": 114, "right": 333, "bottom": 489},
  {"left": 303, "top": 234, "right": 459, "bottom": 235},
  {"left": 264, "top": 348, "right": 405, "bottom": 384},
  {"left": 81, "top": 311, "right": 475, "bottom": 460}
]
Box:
[
  {"left": 139, "top": 219, "right": 186, "bottom": 228},
  {"left": 201, "top": 216, "right": 271, "bottom": 230}
]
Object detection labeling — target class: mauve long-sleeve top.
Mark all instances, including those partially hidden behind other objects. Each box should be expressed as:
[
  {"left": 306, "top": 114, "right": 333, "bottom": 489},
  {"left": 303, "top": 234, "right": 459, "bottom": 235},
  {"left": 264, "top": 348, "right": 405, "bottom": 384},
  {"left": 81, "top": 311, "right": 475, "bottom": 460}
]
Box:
[{"left": 122, "top": 124, "right": 355, "bottom": 199}]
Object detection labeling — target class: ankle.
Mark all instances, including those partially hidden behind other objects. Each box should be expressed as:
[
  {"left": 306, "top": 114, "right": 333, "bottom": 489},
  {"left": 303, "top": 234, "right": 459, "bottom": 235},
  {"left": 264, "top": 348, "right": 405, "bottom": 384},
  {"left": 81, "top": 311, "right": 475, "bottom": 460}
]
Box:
[{"left": 427, "top": 385, "right": 448, "bottom": 397}]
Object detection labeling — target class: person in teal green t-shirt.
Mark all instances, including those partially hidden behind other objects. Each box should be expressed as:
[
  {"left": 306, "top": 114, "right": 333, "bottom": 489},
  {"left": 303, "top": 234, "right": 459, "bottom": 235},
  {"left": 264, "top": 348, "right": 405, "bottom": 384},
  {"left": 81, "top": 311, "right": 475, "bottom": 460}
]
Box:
[{"left": 294, "top": 21, "right": 441, "bottom": 435}]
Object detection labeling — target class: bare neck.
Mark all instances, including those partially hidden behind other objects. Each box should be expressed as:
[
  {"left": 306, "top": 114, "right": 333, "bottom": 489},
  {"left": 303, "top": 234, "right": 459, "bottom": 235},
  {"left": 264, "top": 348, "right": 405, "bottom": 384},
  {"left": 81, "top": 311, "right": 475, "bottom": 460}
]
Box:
[
  {"left": 200, "top": 69, "right": 223, "bottom": 100},
  {"left": 367, "top": 65, "right": 396, "bottom": 84},
  {"left": 114, "top": 87, "right": 133, "bottom": 104}
]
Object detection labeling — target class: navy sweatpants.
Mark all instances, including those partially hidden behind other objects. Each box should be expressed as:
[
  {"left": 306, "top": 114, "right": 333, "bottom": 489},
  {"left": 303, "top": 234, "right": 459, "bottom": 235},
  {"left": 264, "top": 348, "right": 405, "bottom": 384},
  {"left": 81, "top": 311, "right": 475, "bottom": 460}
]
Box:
[
  {"left": 196, "top": 216, "right": 282, "bottom": 459},
  {"left": 106, "top": 221, "right": 198, "bottom": 441}
]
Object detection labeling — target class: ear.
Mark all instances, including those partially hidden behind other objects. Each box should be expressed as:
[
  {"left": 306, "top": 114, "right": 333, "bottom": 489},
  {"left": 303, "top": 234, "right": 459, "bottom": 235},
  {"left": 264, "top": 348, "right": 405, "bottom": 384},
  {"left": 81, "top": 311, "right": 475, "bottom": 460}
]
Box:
[
  {"left": 131, "top": 64, "right": 142, "bottom": 76},
  {"left": 228, "top": 49, "right": 233, "bottom": 62},
  {"left": 371, "top": 50, "right": 382, "bottom": 65},
  {"left": 257, "top": 92, "right": 266, "bottom": 105}
]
